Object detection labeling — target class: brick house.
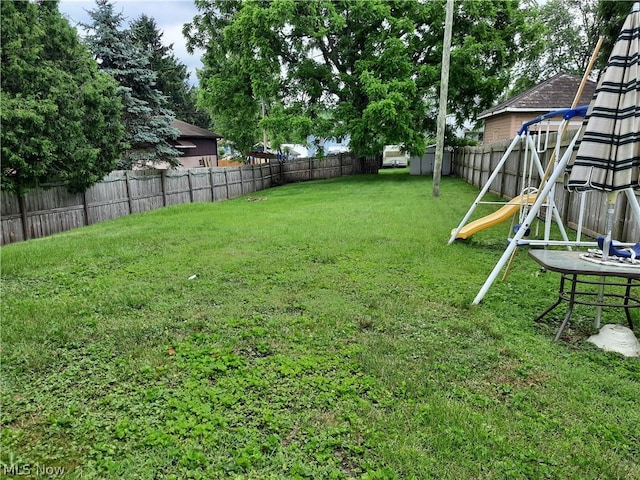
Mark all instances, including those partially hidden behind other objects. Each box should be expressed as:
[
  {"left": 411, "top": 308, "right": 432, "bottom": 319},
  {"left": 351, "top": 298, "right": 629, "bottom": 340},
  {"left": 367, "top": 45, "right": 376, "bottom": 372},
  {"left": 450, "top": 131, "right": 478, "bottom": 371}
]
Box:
[{"left": 477, "top": 73, "right": 597, "bottom": 144}]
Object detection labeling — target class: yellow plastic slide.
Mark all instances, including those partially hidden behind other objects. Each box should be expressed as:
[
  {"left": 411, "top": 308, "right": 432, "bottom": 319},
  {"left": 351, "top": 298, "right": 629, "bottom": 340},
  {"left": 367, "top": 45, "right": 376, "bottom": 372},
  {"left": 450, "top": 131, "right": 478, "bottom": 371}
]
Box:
[{"left": 452, "top": 194, "right": 537, "bottom": 240}]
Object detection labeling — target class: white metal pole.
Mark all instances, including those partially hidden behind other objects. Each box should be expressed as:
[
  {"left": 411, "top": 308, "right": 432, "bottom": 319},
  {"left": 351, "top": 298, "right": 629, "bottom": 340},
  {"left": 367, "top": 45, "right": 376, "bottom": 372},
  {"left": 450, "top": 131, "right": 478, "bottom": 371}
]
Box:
[
  {"left": 448, "top": 134, "right": 522, "bottom": 244},
  {"left": 576, "top": 192, "right": 586, "bottom": 242},
  {"left": 523, "top": 133, "right": 571, "bottom": 245},
  {"left": 473, "top": 128, "right": 582, "bottom": 304}
]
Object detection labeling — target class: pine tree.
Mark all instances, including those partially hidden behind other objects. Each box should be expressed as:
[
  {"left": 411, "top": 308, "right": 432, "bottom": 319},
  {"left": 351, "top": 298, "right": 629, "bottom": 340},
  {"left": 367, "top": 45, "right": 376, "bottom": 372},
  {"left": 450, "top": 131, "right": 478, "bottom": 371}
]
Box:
[
  {"left": 83, "top": 0, "right": 180, "bottom": 169},
  {"left": 129, "top": 14, "right": 210, "bottom": 128},
  {"left": 1, "top": 0, "right": 124, "bottom": 193}
]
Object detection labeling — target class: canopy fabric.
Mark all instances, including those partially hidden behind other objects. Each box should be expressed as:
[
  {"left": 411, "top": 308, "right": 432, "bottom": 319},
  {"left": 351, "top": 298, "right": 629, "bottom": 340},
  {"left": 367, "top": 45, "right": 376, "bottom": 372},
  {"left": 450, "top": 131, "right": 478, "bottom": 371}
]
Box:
[{"left": 566, "top": 3, "right": 640, "bottom": 192}]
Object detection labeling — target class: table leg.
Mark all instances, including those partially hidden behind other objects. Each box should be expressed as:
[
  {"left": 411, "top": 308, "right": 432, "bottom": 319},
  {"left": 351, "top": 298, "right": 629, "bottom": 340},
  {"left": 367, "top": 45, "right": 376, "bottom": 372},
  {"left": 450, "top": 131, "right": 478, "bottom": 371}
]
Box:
[
  {"left": 554, "top": 274, "right": 577, "bottom": 341},
  {"left": 624, "top": 278, "right": 634, "bottom": 330}
]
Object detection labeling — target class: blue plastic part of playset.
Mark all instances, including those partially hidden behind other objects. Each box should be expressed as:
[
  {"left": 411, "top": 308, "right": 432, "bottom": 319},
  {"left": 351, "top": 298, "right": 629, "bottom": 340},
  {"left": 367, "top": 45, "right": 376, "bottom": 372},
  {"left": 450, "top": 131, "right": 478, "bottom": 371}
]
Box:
[
  {"left": 514, "top": 224, "right": 531, "bottom": 236},
  {"left": 517, "top": 106, "right": 588, "bottom": 136}
]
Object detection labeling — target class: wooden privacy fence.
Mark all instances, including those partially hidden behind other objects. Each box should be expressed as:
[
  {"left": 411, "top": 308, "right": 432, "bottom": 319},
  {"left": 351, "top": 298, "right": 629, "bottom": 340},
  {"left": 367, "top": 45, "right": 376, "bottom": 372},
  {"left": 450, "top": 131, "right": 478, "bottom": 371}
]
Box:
[
  {"left": 453, "top": 131, "right": 640, "bottom": 243},
  {"left": 1, "top": 154, "right": 356, "bottom": 245}
]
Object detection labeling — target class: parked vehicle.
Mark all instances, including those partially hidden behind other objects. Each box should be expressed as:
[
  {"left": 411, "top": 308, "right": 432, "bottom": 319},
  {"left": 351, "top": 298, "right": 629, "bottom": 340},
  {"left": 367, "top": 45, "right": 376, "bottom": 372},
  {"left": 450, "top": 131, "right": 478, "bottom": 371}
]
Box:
[{"left": 382, "top": 145, "right": 409, "bottom": 167}]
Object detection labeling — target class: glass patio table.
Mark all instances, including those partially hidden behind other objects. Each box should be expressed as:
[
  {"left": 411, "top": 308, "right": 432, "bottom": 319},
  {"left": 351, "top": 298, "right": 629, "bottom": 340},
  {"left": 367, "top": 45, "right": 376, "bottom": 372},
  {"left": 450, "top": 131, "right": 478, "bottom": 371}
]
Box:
[{"left": 528, "top": 249, "right": 640, "bottom": 340}]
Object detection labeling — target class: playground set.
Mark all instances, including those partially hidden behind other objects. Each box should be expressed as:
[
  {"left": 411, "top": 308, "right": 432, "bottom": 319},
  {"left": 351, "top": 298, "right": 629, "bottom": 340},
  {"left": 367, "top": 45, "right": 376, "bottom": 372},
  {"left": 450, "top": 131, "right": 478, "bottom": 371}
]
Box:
[
  {"left": 449, "top": 105, "right": 640, "bottom": 305},
  {"left": 448, "top": 28, "right": 640, "bottom": 306}
]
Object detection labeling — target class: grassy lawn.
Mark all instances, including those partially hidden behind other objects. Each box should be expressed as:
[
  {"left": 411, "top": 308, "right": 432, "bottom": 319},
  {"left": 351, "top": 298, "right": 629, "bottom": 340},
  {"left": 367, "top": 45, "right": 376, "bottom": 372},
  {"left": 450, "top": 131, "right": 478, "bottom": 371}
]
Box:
[{"left": 2, "top": 171, "right": 639, "bottom": 479}]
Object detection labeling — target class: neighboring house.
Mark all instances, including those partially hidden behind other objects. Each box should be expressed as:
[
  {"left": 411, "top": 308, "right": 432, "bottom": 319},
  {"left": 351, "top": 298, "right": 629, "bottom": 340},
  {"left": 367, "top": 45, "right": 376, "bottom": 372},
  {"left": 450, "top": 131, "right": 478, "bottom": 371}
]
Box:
[
  {"left": 477, "top": 73, "right": 597, "bottom": 144},
  {"left": 171, "top": 119, "right": 222, "bottom": 168},
  {"left": 306, "top": 135, "right": 350, "bottom": 156},
  {"left": 280, "top": 144, "right": 309, "bottom": 159}
]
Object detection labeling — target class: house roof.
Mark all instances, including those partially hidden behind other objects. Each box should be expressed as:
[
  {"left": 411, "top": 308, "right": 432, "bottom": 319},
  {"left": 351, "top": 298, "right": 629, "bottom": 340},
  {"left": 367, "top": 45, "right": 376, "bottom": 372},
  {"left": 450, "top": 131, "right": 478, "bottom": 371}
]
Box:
[
  {"left": 477, "top": 73, "right": 597, "bottom": 120},
  {"left": 172, "top": 119, "right": 222, "bottom": 139}
]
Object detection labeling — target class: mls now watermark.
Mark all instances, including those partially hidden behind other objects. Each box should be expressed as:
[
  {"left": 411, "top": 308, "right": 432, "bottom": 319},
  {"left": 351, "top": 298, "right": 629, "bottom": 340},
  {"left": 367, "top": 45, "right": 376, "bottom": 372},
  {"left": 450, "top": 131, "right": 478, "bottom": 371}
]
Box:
[{"left": 2, "top": 462, "right": 66, "bottom": 477}]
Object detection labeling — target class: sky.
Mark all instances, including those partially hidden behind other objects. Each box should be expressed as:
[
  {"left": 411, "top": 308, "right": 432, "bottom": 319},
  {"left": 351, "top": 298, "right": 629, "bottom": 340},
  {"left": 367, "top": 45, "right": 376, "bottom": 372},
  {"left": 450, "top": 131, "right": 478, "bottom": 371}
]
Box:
[{"left": 58, "top": 0, "right": 204, "bottom": 84}]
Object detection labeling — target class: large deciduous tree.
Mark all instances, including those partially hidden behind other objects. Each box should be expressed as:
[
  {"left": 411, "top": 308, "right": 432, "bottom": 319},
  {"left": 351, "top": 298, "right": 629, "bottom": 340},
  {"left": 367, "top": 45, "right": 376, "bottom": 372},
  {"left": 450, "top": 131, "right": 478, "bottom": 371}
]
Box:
[
  {"left": 509, "top": 0, "right": 637, "bottom": 97},
  {"left": 1, "top": 0, "right": 124, "bottom": 193},
  {"left": 596, "top": 0, "right": 637, "bottom": 69},
  {"left": 84, "top": 0, "right": 180, "bottom": 169},
  {"left": 184, "top": 0, "right": 534, "bottom": 160}
]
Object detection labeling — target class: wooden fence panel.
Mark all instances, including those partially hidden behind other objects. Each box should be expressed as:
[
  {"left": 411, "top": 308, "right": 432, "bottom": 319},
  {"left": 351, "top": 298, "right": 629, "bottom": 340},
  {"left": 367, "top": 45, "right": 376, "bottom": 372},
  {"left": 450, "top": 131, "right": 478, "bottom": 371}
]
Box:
[
  {"left": 211, "top": 168, "right": 229, "bottom": 201},
  {"left": 339, "top": 155, "right": 352, "bottom": 176},
  {"left": 225, "top": 167, "right": 243, "bottom": 199},
  {"left": 190, "top": 168, "right": 214, "bottom": 203},
  {"left": 85, "top": 172, "right": 130, "bottom": 224},
  {"left": 312, "top": 156, "right": 342, "bottom": 179},
  {"left": 283, "top": 159, "right": 312, "bottom": 183},
  {"left": 164, "top": 171, "right": 191, "bottom": 206},
  {"left": 22, "top": 185, "right": 85, "bottom": 239},
  {"left": 1, "top": 190, "right": 24, "bottom": 243},
  {"left": 1, "top": 156, "right": 355, "bottom": 245},
  {"left": 128, "top": 171, "right": 164, "bottom": 212},
  {"left": 241, "top": 165, "right": 256, "bottom": 194}
]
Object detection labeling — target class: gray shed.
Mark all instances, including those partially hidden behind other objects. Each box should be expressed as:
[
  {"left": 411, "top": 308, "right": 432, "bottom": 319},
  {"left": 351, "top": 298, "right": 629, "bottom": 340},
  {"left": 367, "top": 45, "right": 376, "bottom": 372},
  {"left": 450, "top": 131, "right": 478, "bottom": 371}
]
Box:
[{"left": 410, "top": 145, "right": 453, "bottom": 176}]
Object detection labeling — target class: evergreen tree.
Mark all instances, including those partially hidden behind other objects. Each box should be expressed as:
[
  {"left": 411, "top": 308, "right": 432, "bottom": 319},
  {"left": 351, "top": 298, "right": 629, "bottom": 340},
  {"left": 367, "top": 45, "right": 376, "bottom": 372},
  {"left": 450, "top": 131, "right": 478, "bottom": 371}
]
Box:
[
  {"left": 130, "top": 14, "right": 210, "bottom": 127},
  {"left": 1, "top": 0, "right": 124, "bottom": 193},
  {"left": 83, "top": 0, "right": 180, "bottom": 169}
]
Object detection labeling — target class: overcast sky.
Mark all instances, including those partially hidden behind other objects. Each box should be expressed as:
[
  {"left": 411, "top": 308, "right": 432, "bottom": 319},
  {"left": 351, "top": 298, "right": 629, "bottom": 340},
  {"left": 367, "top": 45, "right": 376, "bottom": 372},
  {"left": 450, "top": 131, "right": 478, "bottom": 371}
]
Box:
[{"left": 58, "top": 0, "right": 204, "bottom": 84}]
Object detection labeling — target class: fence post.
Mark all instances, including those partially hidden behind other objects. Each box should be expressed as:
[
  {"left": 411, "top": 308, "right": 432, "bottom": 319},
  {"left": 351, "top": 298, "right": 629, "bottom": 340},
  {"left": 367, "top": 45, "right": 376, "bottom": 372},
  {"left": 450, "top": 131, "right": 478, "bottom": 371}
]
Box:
[
  {"left": 224, "top": 169, "right": 230, "bottom": 200},
  {"left": 161, "top": 170, "right": 167, "bottom": 206},
  {"left": 209, "top": 167, "right": 216, "bottom": 202},
  {"left": 187, "top": 169, "right": 194, "bottom": 202},
  {"left": 83, "top": 191, "right": 90, "bottom": 226},
  {"left": 125, "top": 170, "right": 134, "bottom": 214},
  {"left": 18, "top": 193, "right": 30, "bottom": 241}
]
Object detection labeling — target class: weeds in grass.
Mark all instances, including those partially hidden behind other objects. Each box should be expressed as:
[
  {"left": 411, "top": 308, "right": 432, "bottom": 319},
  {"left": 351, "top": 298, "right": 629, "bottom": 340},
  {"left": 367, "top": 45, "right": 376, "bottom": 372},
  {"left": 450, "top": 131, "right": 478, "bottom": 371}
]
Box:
[{"left": 2, "top": 171, "right": 639, "bottom": 478}]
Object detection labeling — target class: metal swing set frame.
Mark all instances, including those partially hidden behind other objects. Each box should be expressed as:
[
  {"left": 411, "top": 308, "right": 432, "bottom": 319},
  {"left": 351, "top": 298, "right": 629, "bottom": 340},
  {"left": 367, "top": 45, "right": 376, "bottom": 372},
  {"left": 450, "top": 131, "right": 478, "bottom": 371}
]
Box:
[{"left": 449, "top": 107, "right": 640, "bottom": 304}]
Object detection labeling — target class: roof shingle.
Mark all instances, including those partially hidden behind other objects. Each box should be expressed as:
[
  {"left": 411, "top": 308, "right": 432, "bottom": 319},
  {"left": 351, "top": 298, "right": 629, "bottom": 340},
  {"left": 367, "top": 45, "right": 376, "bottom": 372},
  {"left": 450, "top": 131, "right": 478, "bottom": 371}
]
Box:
[
  {"left": 478, "top": 72, "right": 597, "bottom": 119},
  {"left": 172, "top": 119, "right": 222, "bottom": 139}
]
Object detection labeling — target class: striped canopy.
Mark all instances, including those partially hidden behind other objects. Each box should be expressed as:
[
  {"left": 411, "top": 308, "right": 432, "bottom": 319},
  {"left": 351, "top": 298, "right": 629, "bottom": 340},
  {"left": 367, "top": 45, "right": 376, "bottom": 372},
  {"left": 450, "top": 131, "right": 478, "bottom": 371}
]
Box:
[{"left": 566, "top": 3, "right": 640, "bottom": 192}]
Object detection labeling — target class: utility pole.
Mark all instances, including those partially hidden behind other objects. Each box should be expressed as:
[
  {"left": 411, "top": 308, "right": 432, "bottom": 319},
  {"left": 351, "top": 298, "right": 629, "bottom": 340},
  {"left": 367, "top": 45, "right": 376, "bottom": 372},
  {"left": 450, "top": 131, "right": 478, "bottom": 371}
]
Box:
[
  {"left": 433, "top": 0, "right": 454, "bottom": 197},
  {"left": 261, "top": 99, "right": 268, "bottom": 153}
]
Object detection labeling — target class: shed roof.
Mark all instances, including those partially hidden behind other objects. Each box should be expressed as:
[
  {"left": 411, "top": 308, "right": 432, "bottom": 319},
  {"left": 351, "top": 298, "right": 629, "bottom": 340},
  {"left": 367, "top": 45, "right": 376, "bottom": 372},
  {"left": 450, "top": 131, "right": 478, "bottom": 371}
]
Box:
[
  {"left": 477, "top": 73, "right": 597, "bottom": 120},
  {"left": 172, "top": 119, "right": 222, "bottom": 139}
]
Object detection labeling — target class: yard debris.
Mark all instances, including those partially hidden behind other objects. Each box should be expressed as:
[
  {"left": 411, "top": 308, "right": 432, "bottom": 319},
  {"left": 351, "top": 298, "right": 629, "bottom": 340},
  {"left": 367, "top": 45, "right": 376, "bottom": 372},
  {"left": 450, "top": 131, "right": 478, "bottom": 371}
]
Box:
[
  {"left": 247, "top": 196, "right": 268, "bottom": 201},
  {"left": 188, "top": 274, "right": 197, "bottom": 280}
]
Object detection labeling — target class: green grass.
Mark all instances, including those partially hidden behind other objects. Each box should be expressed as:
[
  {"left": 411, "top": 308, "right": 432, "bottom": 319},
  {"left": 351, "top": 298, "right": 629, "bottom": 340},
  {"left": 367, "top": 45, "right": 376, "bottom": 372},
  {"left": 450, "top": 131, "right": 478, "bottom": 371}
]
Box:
[{"left": 2, "top": 171, "right": 639, "bottom": 479}]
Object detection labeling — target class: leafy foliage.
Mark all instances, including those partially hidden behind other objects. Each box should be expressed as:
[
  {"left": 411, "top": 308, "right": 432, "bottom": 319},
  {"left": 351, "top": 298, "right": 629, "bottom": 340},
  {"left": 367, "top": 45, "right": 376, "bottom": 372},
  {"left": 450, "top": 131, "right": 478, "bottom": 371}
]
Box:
[
  {"left": 0, "top": 0, "right": 124, "bottom": 193},
  {"left": 509, "top": 0, "right": 637, "bottom": 96},
  {"left": 185, "top": 0, "right": 534, "bottom": 157},
  {"left": 83, "top": 0, "right": 180, "bottom": 169},
  {"left": 596, "top": 0, "right": 637, "bottom": 70}
]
